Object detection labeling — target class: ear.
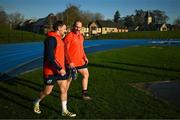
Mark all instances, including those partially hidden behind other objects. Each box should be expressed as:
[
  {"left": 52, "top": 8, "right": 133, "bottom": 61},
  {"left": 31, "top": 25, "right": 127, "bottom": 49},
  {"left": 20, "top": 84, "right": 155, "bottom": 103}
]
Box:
[{"left": 58, "top": 26, "right": 62, "bottom": 31}]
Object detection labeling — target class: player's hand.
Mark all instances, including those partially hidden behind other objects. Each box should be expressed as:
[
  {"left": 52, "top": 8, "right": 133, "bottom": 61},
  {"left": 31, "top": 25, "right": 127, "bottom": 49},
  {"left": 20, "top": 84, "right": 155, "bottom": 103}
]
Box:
[
  {"left": 69, "top": 62, "right": 75, "bottom": 68},
  {"left": 84, "top": 58, "right": 88, "bottom": 65},
  {"left": 59, "top": 69, "right": 66, "bottom": 76}
]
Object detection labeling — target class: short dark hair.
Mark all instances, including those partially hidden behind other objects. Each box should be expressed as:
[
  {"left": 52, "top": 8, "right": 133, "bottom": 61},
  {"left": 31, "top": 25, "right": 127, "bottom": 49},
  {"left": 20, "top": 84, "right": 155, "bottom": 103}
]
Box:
[
  {"left": 53, "top": 20, "right": 65, "bottom": 31},
  {"left": 73, "top": 20, "right": 82, "bottom": 28}
]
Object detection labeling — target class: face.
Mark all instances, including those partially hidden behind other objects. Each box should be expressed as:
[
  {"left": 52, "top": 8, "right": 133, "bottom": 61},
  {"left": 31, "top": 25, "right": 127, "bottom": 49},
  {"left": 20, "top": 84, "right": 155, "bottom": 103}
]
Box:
[
  {"left": 58, "top": 25, "right": 67, "bottom": 36},
  {"left": 74, "top": 21, "right": 82, "bottom": 32}
]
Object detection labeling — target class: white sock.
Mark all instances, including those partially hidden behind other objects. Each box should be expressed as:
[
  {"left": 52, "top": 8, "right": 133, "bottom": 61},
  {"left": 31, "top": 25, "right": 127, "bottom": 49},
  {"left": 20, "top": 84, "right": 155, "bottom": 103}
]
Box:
[
  {"left": 62, "top": 101, "right": 67, "bottom": 112},
  {"left": 34, "top": 98, "right": 41, "bottom": 105}
]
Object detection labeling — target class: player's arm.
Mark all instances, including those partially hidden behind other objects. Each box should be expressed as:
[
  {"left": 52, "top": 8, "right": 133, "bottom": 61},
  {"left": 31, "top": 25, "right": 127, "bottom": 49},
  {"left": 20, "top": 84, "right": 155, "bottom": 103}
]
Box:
[{"left": 45, "top": 36, "right": 62, "bottom": 71}]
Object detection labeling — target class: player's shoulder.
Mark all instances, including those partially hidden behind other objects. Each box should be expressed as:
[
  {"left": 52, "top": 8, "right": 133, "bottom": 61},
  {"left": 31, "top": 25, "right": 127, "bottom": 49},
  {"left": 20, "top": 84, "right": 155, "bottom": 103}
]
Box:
[
  {"left": 65, "top": 32, "right": 73, "bottom": 38},
  {"left": 66, "top": 31, "right": 74, "bottom": 36},
  {"left": 64, "top": 32, "right": 74, "bottom": 41}
]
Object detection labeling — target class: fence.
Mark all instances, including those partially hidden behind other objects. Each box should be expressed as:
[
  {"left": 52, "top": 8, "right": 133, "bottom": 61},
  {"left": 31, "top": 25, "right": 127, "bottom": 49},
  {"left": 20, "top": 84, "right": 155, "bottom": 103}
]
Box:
[{"left": 0, "top": 32, "right": 45, "bottom": 44}]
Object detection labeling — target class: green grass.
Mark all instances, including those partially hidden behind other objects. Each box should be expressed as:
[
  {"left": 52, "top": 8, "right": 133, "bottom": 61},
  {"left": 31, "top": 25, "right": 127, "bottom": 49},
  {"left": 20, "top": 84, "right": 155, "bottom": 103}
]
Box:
[
  {"left": 0, "top": 28, "right": 45, "bottom": 44},
  {"left": 1, "top": 28, "right": 180, "bottom": 44},
  {"left": 0, "top": 46, "right": 180, "bottom": 118},
  {"left": 93, "top": 31, "right": 180, "bottom": 39}
]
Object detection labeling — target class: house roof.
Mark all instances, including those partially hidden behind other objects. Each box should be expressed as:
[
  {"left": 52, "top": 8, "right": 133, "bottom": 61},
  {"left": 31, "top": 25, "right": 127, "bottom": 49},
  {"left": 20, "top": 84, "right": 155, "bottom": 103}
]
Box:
[
  {"left": 96, "top": 20, "right": 121, "bottom": 28},
  {"left": 171, "top": 24, "right": 180, "bottom": 30},
  {"left": 33, "top": 18, "right": 47, "bottom": 26},
  {"left": 172, "top": 24, "right": 180, "bottom": 28},
  {"left": 24, "top": 19, "right": 33, "bottom": 24},
  {"left": 154, "top": 23, "right": 171, "bottom": 28}
]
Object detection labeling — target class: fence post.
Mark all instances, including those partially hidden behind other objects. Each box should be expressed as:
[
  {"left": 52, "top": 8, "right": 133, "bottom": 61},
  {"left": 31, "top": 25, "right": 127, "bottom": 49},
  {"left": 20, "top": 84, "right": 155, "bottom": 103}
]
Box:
[
  {"left": 8, "top": 33, "right": 10, "bottom": 43},
  {"left": 21, "top": 31, "right": 23, "bottom": 42},
  {"left": 33, "top": 33, "right": 36, "bottom": 42}
]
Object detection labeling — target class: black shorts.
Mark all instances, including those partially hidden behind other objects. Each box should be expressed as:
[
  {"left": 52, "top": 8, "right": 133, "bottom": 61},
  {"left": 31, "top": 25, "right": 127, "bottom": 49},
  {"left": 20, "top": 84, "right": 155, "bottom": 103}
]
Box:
[
  {"left": 75, "top": 64, "right": 88, "bottom": 70},
  {"left": 44, "top": 73, "right": 70, "bottom": 85}
]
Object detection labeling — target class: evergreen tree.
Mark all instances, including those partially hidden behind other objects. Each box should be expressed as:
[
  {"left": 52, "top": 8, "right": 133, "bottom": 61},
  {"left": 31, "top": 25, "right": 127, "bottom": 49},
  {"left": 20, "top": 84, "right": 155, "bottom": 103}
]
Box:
[{"left": 114, "top": 10, "right": 120, "bottom": 23}]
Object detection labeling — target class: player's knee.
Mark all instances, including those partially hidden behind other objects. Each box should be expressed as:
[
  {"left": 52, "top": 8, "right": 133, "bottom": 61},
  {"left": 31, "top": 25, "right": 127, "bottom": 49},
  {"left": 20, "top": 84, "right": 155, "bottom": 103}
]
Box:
[
  {"left": 60, "top": 86, "right": 67, "bottom": 94},
  {"left": 83, "top": 73, "right": 89, "bottom": 79},
  {"left": 43, "top": 90, "right": 52, "bottom": 96}
]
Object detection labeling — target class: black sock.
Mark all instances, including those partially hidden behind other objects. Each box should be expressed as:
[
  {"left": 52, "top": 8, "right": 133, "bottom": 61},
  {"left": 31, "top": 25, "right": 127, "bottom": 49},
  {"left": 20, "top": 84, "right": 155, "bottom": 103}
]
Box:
[{"left": 82, "top": 90, "right": 88, "bottom": 96}]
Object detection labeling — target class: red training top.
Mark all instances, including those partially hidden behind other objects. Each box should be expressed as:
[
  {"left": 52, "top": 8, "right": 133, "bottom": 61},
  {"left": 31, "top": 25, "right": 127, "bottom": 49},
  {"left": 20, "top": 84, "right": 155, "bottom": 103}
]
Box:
[
  {"left": 64, "top": 31, "right": 87, "bottom": 67},
  {"left": 43, "top": 31, "right": 65, "bottom": 77}
]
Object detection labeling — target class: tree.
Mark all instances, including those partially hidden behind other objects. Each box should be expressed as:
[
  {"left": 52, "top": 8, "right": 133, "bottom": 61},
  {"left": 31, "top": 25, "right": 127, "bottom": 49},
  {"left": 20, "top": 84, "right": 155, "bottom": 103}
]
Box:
[
  {"left": 152, "top": 9, "right": 169, "bottom": 24},
  {"left": 62, "top": 4, "right": 81, "bottom": 26},
  {"left": 134, "top": 9, "right": 145, "bottom": 26},
  {"left": 56, "top": 4, "right": 104, "bottom": 26},
  {"left": 124, "top": 15, "right": 135, "bottom": 28},
  {"left": 174, "top": 16, "right": 180, "bottom": 25},
  {"left": 56, "top": 12, "right": 64, "bottom": 21},
  {"left": 0, "top": 6, "right": 8, "bottom": 27},
  {"left": 119, "top": 17, "right": 126, "bottom": 27},
  {"left": 80, "top": 11, "right": 95, "bottom": 26},
  {"left": 8, "top": 12, "right": 24, "bottom": 29},
  {"left": 114, "top": 10, "right": 120, "bottom": 23},
  {"left": 123, "top": 9, "right": 169, "bottom": 31},
  {"left": 93, "top": 12, "right": 104, "bottom": 21}
]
